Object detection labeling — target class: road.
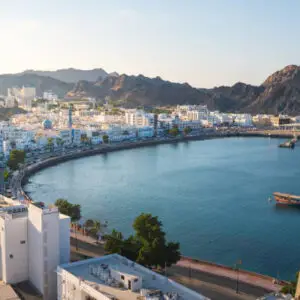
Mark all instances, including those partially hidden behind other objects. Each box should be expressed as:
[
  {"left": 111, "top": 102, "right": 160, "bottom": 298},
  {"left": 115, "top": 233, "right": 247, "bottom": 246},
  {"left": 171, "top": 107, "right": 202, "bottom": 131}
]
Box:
[
  {"left": 167, "top": 265, "right": 271, "bottom": 300},
  {"left": 70, "top": 233, "right": 274, "bottom": 300}
]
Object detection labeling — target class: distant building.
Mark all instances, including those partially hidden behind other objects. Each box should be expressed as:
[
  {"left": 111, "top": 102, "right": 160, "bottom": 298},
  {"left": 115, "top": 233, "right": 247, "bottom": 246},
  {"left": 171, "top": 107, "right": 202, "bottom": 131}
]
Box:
[
  {"left": 0, "top": 202, "right": 70, "bottom": 300},
  {"left": 5, "top": 96, "right": 16, "bottom": 108},
  {"left": 125, "top": 109, "right": 154, "bottom": 127},
  {"left": 43, "top": 90, "right": 58, "bottom": 101},
  {"left": 270, "top": 115, "right": 292, "bottom": 127},
  {"left": 7, "top": 86, "right": 36, "bottom": 110},
  {"left": 57, "top": 254, "right": 207, "bottom": 300},
  {"left": 68, "top": 105, "right": 73, "bottom": 128}
]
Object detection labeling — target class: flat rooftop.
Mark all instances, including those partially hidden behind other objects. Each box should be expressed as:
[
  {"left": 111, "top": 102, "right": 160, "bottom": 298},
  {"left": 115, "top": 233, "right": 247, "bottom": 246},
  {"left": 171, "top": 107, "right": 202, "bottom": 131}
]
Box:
[
  {"left": 60, "top": 254, "right": 206, "bottom": 300},
  {"left": 0, "top": 282, "right": 20, "bottom": 300}
]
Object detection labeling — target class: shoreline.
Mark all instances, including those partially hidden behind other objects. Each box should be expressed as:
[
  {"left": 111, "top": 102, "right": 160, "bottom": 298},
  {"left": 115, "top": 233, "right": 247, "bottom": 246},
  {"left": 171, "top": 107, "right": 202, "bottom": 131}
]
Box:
[
  {"left": 17, "top": 130, "right": 295, "bottom": 287},
  {"left": 21, "top": 129, "right": 295, "bottom": 185}
]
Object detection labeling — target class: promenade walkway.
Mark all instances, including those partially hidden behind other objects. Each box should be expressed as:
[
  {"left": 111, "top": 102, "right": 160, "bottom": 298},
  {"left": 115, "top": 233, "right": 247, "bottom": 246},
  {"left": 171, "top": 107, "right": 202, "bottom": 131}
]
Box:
[
  {"left": 70, "top": 228, "right": 283, "bottom": 293},
  {"left": 177, "top": 258, "right": 283, "bottom": 292}
]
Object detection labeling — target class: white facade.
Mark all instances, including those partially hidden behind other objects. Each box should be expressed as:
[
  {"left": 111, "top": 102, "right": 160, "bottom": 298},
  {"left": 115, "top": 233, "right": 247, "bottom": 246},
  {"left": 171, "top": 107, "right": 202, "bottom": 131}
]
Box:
[
  {"left": 0, "top": 202, "right": 70, "bottom": 300},
  {"left": 125, "top": 110, "right": 154, "bottom": 127},
  {"left": 57, "top": 254, "right": 207, "bottom": 300},
  {"left": 137, "top": 126, "right": 154, "bottom": 138},
  {"left": 43, "top": 90, "right": 58, "bottom": 101},
  {"left": 8, "top": 86, "right": 36, "bottom": 109},
  {"left": 59, "top": 129, "right": 72, "bottom": 145},
  {"left": 0, "top": 211, "right": 28, "bottom": 283},
  {"left": 72, "top": 129, "right": 81, "bottom": 145},
  {"left": 5, "top": 96, "right": 16, "bottom": 108}
]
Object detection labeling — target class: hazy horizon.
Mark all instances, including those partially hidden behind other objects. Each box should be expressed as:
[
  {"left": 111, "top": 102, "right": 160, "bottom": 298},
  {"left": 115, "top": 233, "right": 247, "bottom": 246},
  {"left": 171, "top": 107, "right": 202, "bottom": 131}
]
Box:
[{"left": 1, "top": 0, "right": 300, "bottom": 88}]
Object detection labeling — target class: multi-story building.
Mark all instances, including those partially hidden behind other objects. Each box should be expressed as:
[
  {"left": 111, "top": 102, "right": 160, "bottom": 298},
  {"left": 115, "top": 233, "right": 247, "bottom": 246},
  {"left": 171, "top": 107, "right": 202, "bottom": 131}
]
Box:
[
  {"left": 72, "top": 129, "right": 81, "bottom": 145},
  {"left": 125, "top": 110, "right": 154, "bottom": 127},
  {"left": 5, "top": 96, "right": 16, "bottom": 108},
  {"left": 57, "top": 254, "right": 207, "bottom": 300},
  {"left": 8, "top": 86, "right": 36, "bottom": 109},
  {"left": 59, "top": 129, "right": 72, "bottom": 145},
  {"left": 43, "top": 90, "right": 58, "bottom": 101},
  {"left": 270, "top": 115, "right": 292, "bottom": 127},
  {"left": 0, "top": 202, "right": 70, "bottom": 300}
]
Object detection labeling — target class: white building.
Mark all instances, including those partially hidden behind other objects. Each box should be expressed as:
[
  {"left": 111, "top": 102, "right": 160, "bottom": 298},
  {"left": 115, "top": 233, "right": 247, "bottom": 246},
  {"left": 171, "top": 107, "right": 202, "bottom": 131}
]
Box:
[
  {"left": 137, "top": 126, "right": 154, "bottom": 138},
  {"left": 57, "top": 254, "right": 208, "bottom": 300},
  {"left": 59, "top": 129, "right": 72, "bottom": 145},
  {"left": 72, "top": 129, "right": 81, "bottom": 145},
  {"left": 5, "top": 96, "right": 16, "bottom": 108},
  {"left": 0, "top": 202, "right": 70, "bottom": 300},
  {"left": 8, "top": 86, "right": 36, "bottom": 110},
  {"left": 125, "top": 110, "right": 154, "bottom": 127},
  {"left": 43, "top": 90, "right": 58, "bottom": 101}
]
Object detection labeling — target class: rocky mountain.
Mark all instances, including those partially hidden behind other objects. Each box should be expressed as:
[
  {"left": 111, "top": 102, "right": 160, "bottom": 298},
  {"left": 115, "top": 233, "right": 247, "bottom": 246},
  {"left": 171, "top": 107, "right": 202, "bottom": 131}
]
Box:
[
  {"left": 0, "top": 73, "right": 72, "bottom": 97},
  {"left": 23, "top": 68, "right": 108, "bottom": 83},
  {"left": 66, "top": 74, "right": 211, "bottom": 107},
  {"left": 246, "top": 65, "right": 300, "bottom": 114},
  {"left": 2, "top": 65, "right": 300, "bottom": 114},
  {"left": 207, "top": 65, "right": 300, "bottom": 115}
]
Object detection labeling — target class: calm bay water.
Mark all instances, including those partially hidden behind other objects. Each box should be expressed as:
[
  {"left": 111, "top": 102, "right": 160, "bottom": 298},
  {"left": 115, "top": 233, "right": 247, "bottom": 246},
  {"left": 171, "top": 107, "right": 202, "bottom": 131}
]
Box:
[{"left": 25, "top": 137, "right": 300, "bottom": 280}]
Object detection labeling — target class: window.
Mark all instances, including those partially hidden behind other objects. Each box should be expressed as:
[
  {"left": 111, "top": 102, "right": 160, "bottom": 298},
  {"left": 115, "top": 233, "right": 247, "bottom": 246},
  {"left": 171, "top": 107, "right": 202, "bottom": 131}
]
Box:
[
  {"left": 20, "top": 240, "right": 26, "bottom": 244},
  {"left": 121, "top": 275, "right": 125, "bottom": 280}
]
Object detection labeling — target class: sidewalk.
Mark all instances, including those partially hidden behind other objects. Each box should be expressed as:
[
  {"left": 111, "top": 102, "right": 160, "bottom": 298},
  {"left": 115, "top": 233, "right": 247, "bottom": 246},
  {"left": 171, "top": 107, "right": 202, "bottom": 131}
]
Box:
[
  {"left": 70, "top": 229, "right": 104, "bottom": 245},
  {"left": 177, "top": 258, "right": 283, "bottom": 292}
]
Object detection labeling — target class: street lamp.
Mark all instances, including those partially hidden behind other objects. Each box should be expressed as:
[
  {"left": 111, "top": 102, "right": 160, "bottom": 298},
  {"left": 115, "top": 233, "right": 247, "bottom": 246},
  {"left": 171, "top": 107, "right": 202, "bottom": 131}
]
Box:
[{"left": 235, "top": 260, "right": 242, "bottom": 294}]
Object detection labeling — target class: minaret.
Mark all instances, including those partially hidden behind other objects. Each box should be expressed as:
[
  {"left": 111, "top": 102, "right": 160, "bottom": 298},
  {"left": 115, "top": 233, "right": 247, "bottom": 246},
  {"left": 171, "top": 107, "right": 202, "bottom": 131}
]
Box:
[{"left": 68, "top": 104, "right": 73, "bottom": 128}]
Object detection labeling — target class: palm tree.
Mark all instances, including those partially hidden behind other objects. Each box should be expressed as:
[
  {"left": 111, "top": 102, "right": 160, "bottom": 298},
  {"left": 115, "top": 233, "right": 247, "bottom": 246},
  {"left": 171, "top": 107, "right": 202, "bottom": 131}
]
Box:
[{"left": 85, "top": 219, "right": 102, "bottom": 239}]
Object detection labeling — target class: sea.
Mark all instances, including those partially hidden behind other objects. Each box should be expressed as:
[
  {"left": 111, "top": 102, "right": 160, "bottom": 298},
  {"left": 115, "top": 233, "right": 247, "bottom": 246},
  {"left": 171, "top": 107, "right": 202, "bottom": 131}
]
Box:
[{"left": 25, "top": 137, "right": 300, "bottom": 280}]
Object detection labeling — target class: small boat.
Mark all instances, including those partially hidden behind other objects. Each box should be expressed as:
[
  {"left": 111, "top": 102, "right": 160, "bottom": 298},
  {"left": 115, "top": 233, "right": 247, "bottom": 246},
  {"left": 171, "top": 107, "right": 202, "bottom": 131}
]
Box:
[
  {"left": 273, "top": 192, "right": 300, "bottom": 206},
  {"left": 279, "top": 140, "right": 295, "bottom": 148}
]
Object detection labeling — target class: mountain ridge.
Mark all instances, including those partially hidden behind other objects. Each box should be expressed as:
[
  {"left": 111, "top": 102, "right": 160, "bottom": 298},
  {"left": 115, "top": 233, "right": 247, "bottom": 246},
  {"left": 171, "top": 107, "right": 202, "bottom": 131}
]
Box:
[{"left": 1, "top": 65, "right": 300, "bottom": 114}]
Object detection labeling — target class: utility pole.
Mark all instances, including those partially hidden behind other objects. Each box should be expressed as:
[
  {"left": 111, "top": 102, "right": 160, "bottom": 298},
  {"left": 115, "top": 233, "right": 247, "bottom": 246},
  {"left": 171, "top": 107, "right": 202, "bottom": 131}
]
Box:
[{"left": 235, "top": 260, "right": 242, "bottom": 294}]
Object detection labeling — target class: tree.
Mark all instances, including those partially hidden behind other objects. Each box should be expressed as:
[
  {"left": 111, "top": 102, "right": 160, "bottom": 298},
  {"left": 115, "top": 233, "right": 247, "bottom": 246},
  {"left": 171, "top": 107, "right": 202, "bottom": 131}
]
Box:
[
  {"left": 56, "top": 137, "right": 64, "bottom": 147},
  {"left": 105, "top": 213, "right": 180, "bottom": 268},
  {"left": 102, "top": 135, "right": 109, "bottom": 144},
  {"left": 4, "top": 170, "right": 10, "bottom": 182},
  {"left": 169, "top": 126, "right": 179, "bottom": 137},
  {"left": 7, "top": 150, "right": 25, "bottom": 171},
  {"left": 55, "top": 198, "right": 81, "bottom": 222},
  {"left": 105, "top": 229, "right": 124, "bottom": 254},
  {"left": 183, "top": 126, "right": 192, "bottom": 136},
  {"left": 281, "top": 272, "right": 298, "bottom": 296},
  {"left": 47, "top": 137, "right": 54, "bottom": 151},
  {"left": 133, "top": 213, "right": 180, "bottom": 267},
  {"left": 85, "top": 219, "right": 102, "bottom": 238}
]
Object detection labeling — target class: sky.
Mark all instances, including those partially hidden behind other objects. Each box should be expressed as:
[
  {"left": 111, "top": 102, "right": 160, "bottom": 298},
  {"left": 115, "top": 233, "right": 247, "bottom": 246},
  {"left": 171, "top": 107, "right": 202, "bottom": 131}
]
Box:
[{"left": 0, "top": 0, "right": 300, "bottom": 88}]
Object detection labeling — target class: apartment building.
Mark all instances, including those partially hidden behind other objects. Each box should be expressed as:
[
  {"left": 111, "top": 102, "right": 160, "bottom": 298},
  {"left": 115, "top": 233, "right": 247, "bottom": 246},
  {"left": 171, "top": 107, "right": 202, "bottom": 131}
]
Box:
[
  {"left": 0, "top": 202, "right": 70, "bottom": 300},
  {"left": 57, "top": 254, "right": 208, "bottom": 300}
]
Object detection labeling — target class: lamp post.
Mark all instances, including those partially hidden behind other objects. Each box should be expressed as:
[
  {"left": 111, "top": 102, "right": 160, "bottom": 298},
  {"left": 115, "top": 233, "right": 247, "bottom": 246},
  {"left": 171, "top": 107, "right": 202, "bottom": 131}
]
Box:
[
  {"left": 74, "top": 223, "right": 78, "bottom": 251},
  {"left": 235, "top": 260, "right": 242, "bottom": 294}
]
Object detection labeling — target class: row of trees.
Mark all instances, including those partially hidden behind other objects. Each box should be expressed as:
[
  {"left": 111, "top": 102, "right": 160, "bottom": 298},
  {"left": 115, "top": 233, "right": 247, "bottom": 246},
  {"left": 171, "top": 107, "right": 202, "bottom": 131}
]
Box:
[
  {"left": 55, "top": 198, "right": 104, "bottom": 238},
  {"left": 54, "top": 198, "right": 181, "bottom": 268},
  {"left": 168, "top": 126, "right": 192, "bottom": 137},
  {"left": 7, "top": 149, "right": 25, "bottom": 171}
]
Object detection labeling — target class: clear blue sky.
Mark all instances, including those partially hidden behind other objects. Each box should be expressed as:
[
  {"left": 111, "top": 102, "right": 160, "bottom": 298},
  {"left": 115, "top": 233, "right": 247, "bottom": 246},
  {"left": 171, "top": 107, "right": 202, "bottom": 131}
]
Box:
[{"left": 0, "top": 0, "right": 299, "bottom": 87}]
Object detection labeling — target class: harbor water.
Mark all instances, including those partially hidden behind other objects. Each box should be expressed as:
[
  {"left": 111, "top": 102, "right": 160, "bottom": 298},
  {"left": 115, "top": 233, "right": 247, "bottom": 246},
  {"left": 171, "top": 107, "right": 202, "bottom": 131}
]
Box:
[{"left": 25, "top": 137, "right": 300, "bottom": 280}]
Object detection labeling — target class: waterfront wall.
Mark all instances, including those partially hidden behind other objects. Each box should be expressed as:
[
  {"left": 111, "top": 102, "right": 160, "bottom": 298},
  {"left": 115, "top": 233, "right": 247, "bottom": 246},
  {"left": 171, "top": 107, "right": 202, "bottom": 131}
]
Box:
[
  {"left": 180, "top": 256, "right": 288, "bottom": 285},
  {"left": 21, "top": 130, "right": 296, "bottom": 197}
]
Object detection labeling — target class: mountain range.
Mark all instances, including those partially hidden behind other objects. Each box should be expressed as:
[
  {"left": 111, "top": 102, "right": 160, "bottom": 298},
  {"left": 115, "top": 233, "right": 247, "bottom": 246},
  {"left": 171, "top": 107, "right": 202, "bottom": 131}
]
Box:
[{"left": 1, "top": 65, "right": 300, "bottom": 115}]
